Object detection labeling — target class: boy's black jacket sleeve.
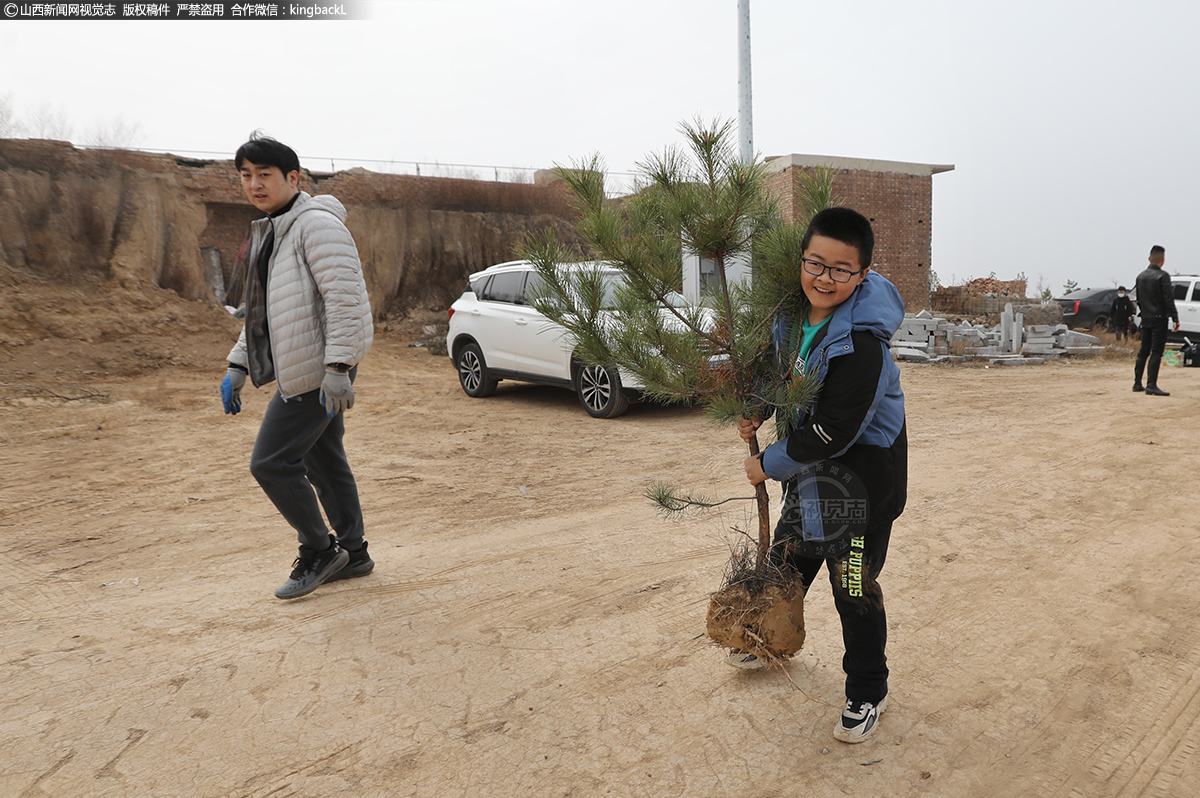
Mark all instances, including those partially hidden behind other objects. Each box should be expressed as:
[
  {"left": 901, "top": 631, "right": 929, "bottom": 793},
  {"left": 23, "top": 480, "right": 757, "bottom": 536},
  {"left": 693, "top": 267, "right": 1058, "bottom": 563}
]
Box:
[{"left": 785, "top": 330, "right": 884, "bottom": 464}]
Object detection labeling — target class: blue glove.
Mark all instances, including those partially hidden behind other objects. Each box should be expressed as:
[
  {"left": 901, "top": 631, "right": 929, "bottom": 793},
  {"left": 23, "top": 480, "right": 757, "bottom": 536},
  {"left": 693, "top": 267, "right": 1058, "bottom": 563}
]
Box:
[
  {"left": 221, "top": 368, "right": 246, "bottom": 414},
  {"left": 320, "top": 367, "right": 354, "bottom": 417}
]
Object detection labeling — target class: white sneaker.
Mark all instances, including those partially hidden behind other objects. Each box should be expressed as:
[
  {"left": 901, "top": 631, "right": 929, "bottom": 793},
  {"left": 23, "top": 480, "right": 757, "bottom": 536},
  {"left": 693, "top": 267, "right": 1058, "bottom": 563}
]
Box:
[
  {"left": 725, "top": 649, "right": 765, "bottom": 670},
  {"left": 833, "top": 694, "right": 888, "bottom": 743}
]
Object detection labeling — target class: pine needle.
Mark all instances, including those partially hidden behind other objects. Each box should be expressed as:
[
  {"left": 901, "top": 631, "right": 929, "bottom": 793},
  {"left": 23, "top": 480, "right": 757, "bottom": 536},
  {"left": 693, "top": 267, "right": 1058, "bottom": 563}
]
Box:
[{"left": 645, "top": 482, "right": 755, "bottom": 518}]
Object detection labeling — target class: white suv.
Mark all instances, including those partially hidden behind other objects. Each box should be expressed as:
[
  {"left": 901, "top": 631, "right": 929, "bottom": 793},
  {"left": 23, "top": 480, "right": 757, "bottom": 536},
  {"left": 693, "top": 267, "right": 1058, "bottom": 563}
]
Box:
[{"left": 447, "top": 260, "right": 670, "bottom": 418}]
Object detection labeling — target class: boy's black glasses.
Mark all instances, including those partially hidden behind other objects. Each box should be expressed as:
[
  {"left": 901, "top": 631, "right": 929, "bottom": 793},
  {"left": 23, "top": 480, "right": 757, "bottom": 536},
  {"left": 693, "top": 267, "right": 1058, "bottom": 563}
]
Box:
[{"left": 802, "top": 258, "right": 863, "bottom": 283}]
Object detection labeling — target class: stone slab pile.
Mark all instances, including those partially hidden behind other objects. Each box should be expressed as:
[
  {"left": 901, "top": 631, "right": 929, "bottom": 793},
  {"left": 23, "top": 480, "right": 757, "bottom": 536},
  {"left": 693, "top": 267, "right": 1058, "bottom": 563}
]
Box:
[{"left": 892, "top": 304, "right": 1104, "bottom": 364}]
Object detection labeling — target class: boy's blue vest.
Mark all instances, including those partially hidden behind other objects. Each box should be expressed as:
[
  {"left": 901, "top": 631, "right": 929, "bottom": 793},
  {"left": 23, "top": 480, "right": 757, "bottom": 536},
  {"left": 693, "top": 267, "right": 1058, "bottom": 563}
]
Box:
[{"left": 761, "top": 271, "right": 907, "bottom": 546}]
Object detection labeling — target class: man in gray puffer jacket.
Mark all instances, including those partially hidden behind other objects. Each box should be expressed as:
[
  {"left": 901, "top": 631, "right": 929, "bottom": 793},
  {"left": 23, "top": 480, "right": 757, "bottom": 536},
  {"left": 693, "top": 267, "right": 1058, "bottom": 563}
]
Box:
[{"left": 220, "top": 135, "right": 375, "bottom": 599}]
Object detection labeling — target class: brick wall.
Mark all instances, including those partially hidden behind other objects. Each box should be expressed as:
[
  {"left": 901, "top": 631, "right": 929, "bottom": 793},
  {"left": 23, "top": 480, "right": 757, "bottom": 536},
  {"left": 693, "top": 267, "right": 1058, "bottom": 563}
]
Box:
[
  {"left": 931, "top": 280, "right": 1028, "bottom": 316},
  {"left": 766, "top": 159, "right": 943, "bottom": 313}
]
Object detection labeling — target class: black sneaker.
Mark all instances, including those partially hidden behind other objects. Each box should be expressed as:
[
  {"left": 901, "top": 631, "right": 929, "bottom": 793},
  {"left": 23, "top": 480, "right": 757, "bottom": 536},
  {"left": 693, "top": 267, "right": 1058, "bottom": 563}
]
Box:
[
  {"left": 725, "top": 649, "right": 766, "bottom": 670},
  {"left": 325, "top": 541, "right": 374, "bottom": 583},
  {"left": 1133, "top": 382, "right": 1145, "bottom": 392},
  {"left": 834, "top": 695, "right": 888, "bottom": 743},
  {"left": 274, "top": 543, "right": 349, "bottom": 599},
  {"left": 1145, "top": 385, "right": 1170, "bottom": 396}
]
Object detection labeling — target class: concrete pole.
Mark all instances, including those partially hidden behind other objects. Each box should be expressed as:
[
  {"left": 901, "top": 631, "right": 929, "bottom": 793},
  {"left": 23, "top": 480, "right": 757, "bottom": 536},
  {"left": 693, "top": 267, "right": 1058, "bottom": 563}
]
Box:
[{"left": 737, "top": 0, "right": 753, "bottom": 163}]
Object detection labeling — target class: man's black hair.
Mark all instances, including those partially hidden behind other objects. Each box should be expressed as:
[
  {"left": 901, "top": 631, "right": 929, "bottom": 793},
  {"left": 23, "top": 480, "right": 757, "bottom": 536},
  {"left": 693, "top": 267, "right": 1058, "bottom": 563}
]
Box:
[
  {"left": 1118, "top": 285, "right": 1128, "bottom": 291},
  {"left": 1150, "top": 245, "right": 1166, "bottom": 256},
  {"left": 235, "top": 132, "right": 301, "bottom": 176},
  {"left": 801, "top": 207, "right": 875, "bottom": 271}
]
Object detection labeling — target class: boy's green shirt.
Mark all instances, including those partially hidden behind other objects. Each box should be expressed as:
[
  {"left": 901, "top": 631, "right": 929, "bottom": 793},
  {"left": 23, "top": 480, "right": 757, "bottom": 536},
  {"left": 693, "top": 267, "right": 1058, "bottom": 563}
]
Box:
[{"left": 796, "top": 315, "right": 832, "bottom": 375}]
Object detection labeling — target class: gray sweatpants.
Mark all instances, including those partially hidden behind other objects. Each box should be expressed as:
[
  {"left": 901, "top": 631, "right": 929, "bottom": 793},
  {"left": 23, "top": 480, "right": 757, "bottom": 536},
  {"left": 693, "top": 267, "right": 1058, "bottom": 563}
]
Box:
[{"left": 249, "top": 372, "right": 365, "bottom": 553}]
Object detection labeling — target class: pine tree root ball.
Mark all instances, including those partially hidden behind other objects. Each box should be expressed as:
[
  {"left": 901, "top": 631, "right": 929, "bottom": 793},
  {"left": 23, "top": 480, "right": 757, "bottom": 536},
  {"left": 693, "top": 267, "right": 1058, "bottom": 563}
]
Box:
[{"left": 706, "top": 577, "right": 806, "bottom": 658}]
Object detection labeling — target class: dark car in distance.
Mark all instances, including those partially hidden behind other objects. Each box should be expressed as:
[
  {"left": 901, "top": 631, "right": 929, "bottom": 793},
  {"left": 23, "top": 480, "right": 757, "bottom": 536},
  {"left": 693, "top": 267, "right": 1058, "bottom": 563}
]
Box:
[{"left": 1055, "top": 287, "right": 1130, "bottom": 331}]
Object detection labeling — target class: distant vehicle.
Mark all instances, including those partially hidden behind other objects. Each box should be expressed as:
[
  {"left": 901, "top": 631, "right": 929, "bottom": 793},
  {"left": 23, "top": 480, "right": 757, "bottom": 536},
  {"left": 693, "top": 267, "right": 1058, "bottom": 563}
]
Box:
[
  {"left": 445, "top": 260, "right": 700, "bottom": 418},
  {"left": 1132, "top": 273, "right": 1200, "bottom": 342},
  {"left": 1055, "top": 287, "right": 1125, "bottom": 331}
]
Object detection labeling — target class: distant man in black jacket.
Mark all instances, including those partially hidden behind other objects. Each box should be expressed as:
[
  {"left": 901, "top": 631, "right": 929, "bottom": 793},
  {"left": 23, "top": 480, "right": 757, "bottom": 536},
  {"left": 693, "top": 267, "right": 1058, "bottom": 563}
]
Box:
[
  {"left": 1110, "top": 286, "right": 1134, "bottom": 341},
  {"left": 1133, "top": 245, "right": 1179, "bottom": 396}
]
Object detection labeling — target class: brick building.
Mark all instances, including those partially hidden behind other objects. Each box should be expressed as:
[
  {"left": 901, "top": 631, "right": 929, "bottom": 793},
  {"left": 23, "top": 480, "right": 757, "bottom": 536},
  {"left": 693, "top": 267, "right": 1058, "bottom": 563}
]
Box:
[{"left": 765, "top": 154, "right": 954, "bottom": 312}]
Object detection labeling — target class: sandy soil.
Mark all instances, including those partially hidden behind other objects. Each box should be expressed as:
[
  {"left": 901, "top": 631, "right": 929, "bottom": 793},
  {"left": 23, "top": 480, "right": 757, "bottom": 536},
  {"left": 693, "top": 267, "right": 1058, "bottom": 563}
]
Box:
[{"left": 3, "top": 277, "right": 1200, "bottom": 798}]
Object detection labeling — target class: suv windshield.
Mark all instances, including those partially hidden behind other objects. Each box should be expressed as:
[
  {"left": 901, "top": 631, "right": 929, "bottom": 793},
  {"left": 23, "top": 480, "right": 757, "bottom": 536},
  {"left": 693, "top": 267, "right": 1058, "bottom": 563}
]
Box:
[
  {"left": 600, "top": 274, "right": 624, "bottom": 310},
  {"left": 474, "top": 266, "right": 684, "bottom": 312},
  {"left": 598, "top": 274, "right": 686, "bottom": 310}
]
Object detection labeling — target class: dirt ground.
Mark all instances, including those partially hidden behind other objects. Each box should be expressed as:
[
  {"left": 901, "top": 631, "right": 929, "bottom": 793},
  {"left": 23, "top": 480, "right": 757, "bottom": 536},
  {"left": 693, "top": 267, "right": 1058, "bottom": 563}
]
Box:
[{"left": 3, "top": 276, "right": 1200, "bottom": 798}]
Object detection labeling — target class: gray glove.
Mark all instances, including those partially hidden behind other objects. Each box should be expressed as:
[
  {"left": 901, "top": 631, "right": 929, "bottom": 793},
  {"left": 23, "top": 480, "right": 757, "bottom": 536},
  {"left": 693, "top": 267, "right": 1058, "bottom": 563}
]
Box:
[
  {"left": 320, "top": 367, "right": 354, "bottom": 417},
  {"left": 221, "top": 367, "right": 246, "bottom": 414}
]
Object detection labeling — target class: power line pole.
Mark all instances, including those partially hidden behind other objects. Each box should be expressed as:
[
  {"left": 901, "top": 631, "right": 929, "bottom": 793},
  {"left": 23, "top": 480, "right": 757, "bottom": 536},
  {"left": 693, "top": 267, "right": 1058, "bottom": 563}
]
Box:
[{"left": 737, "top": 0, "right": 753, "bottom": 163}]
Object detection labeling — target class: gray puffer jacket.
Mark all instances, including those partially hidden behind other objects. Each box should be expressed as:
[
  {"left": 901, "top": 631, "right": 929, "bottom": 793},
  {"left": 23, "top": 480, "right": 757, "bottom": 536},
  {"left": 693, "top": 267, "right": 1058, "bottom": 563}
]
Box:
[{"left": 228, "top": 192, "right": 373, "bottom": 399}]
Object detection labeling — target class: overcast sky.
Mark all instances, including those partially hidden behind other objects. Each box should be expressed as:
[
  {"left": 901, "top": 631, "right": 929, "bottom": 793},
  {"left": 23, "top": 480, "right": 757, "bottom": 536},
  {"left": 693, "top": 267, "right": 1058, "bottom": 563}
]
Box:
[{"left": 1, "top": 0, "right": 1197, "bottom": 297}]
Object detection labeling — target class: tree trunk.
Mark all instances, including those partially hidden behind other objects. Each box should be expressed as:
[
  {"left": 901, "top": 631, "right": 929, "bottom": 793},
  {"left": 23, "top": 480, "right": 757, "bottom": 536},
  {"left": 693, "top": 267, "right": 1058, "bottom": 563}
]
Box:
[{"left": 747, "top": 434, "right": 770, "bottom": 569}]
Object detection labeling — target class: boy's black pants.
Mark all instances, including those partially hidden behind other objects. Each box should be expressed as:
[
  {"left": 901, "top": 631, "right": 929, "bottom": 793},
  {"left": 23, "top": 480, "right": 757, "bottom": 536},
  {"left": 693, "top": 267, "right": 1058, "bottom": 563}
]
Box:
[
  {"left": 776, "top": 525, "right": 891, "bottom": 705},
  {"left": 249, "top": 373, "right": 365, "bottom": 554}
]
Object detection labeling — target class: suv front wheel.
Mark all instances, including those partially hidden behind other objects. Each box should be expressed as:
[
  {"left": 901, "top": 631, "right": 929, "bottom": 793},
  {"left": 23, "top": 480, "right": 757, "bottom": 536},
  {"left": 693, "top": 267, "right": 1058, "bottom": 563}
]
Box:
[
  {"left": 575, "top": 363, "right": 629, "bottom": 419},
  {"left": 456, "top": 342, "right": 498, "bottom": 398}
]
